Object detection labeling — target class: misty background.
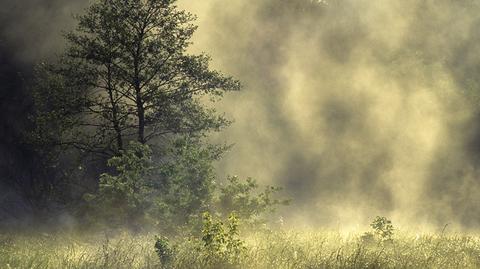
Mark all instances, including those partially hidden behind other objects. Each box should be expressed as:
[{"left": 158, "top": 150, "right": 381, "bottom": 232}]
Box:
[{"left": 2, "top": 0, "right": 480, "bottom": 230}]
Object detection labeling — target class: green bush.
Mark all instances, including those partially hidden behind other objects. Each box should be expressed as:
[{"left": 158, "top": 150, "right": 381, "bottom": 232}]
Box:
[
  {"left": 84, "top": 141, "right": 154, "bottom": 229},
  {"left": 216, "top": 176, "right": 290, "bottom": 225},
  {"left": 370, "top": 216, "right": 394, "bottom": 241},
  {"left": 152, "top": 137, "right": 222, "bottom": 233},
  {"left": 200, "top": 212, "right": 246, "bottom": 267},
  {"left": 84, "top": 138, "right": 225, "bottom": 232},
  {"left": 154, "top": 236, "right": 175, "bottom": 268}
]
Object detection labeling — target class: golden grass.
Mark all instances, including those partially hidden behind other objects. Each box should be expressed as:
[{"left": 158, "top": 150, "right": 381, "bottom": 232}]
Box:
[{"left": 1, "top": 229, "right": 480, "bottom": 269}]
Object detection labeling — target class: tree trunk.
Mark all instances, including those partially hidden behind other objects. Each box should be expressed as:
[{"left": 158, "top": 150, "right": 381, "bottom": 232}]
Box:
[
  {"left": 136, "top": 94, "right": 146, "bottom": 144},
  {"left": 106, "top": 64, "right": 124, "bottom": 151},
  {"left": 133, "top": 34, "right": 146, "bottom": 144}
]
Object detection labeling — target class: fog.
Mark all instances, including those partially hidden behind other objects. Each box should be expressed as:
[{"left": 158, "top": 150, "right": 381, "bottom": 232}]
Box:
[
  {"left": 181, "top": 0, "right": 480, "bottom": 230},
  {"left": 3, "top": 0, "right": 480, "bottom": 230}
]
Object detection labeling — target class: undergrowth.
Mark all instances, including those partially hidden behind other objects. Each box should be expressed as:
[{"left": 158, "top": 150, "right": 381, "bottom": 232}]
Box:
[{"left": 2, "top": 228, "right": 480, "bottom": 269}]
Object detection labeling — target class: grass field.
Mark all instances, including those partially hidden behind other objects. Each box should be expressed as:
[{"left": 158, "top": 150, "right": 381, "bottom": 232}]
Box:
[{"left": 1, "top": 229, "right": 480, "bottom": 269}]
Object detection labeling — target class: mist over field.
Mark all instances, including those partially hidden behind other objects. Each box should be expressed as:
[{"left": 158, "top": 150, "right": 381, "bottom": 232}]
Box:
[
  {"left": 2, "top": 0, "right": 480, "bottom": 231},
  {"left": 184, "top": 0, "right": 480, "bottom": 230}
]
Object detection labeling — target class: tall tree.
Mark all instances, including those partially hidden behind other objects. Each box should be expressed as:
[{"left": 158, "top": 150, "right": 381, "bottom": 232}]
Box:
[
  {"left": 32, "top": 0, "right": 240, "bottom": 156},
  {"left": 26, "top": 0, "right": 241, "bottom": 224}
]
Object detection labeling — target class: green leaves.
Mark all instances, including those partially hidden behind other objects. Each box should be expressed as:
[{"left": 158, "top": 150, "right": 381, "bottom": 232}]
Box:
[
  {"left": 70, "top": 0, "right": 240, "bottom": 144},
  {"left": 33, "top": 0, "right": 241, "bottom": 156},
  {"left": 28, "top": 0, "right": 245, "bottom": 232},
  {"left": 152, "top": 137, "right": 222, "bottom": 232},
  {"left": 154, "top": 235, "right": 175, "bottom": 267},
  {"left": 370, "top": 216, "right": 394, "bottom": 241},
  {"left": 85, "top": 142, "right": 154, "bottom": 228},
  {"left": 216, "top": 176, "right": 290, "bottom": 225},
  {"left": 200, "top": 212, "right": 245, "bottom": 266},
  {"left": 85, "top": 137, "right": 225, "bottom": 232}
]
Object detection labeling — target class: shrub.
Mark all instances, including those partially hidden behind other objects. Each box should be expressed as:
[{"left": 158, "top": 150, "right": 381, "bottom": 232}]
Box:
[
  {"left": 200, "top": 212, "right": 246, "bottom": 267},
  {"left": 154, "top": 236, "right": 175, "bottom": 268},
  {"left": 84, "top": 141, "right": 154, "bottom": 230},
  {"left": 370, "top": 216, "right": 394, "bottom": 241},
  {"left": 152, "top": 137, "right": 222, "bottom": 233},
  {"left": 84, "top": 138, "right": 223, "bottom": 232},
  {"left": 216, "top": 176, "right": 290, "bottom": 225}
]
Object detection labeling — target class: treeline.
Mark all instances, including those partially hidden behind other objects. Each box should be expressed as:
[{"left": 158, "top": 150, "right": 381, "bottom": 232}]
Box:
[{"left": 0, "top": 0, "right": 287, "bottom": 232}]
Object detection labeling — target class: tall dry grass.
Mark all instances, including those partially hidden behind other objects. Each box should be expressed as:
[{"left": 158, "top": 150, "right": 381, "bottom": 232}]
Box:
[{"left": 1, "top": 229, "right": 480, "bottom": 268}]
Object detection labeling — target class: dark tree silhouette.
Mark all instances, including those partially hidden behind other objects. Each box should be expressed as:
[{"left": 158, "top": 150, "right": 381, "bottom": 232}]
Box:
[{"left": 32, "top": 0, "right": 241, "bottom": 156}]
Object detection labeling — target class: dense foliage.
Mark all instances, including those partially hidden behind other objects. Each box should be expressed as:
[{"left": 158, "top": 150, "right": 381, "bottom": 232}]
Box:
[
  {"left": 216, "top": 176, "right": 290, "bottom": 225},
  {"left": 9, "top": 0, "right": 275, "bottom": 230}
]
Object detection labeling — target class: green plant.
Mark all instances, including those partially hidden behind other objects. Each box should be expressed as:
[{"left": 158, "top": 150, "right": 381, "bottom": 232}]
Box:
[
  {"left": 154, "top": 236, "right": 175, "bottom": 267},
  {"left": 217, "top": 176, "right": 290, "bottom": 225},
  {"left": 370, "top": 216, "right": 394, "bottom": 241},
  {"left": 200, "top": 212, "right": 246, "bottom": 267},
  {"left": 84, "top": 138, "right": 230, "bottom": 233},
  {"left": 152, "top": 137, "right": 224, "bottom": 233},
  {"left": 84, "top": 142, "right": 154, "bottom": 229}
]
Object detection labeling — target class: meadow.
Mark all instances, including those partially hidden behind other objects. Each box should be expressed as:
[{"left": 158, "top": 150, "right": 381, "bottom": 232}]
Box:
[{"left": 1, "top": 229, "right": 480, "bottom": 269}]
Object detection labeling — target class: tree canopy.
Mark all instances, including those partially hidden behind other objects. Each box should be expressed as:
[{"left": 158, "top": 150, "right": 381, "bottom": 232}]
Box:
[{"left": 32, "top": 0, "right": 241, "bottom": 156}]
